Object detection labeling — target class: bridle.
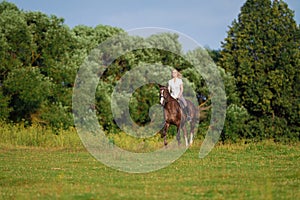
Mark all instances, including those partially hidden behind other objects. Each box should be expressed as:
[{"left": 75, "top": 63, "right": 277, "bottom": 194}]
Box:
[
  {"left": 159, "top": 88, "right": 166, "bottom": 106},
  {"left": 159, "top": 87, "right": 177, "bottom": 107}
]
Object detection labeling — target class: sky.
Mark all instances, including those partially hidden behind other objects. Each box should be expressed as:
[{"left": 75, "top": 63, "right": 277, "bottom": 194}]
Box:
[{"left": 5, "top": 0, "right": 300, "bottom": 50}]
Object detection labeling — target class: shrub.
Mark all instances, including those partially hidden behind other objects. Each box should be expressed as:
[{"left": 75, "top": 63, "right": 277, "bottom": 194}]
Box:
[{"left": 221, "top": 104, "right": 250, "bottom": 142}]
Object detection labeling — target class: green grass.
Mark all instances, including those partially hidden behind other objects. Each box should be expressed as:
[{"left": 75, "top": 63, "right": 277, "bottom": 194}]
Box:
[{"left": 0, "top": 141, "right": 299, "bottom": 200}]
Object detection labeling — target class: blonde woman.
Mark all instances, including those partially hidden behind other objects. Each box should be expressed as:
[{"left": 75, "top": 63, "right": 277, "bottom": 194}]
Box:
[{"left": 168, "top": 69, "right": 190, "bottom": 120}]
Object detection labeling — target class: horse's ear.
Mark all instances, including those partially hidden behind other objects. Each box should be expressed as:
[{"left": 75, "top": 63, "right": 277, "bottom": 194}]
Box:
[{"left": 157, "top": 83, "right": 165, "bottom": 88}]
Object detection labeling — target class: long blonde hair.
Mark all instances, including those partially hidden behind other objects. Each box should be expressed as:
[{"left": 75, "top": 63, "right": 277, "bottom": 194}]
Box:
[{"left": 171, "top": 69, "right": 182, "bottom": 79}]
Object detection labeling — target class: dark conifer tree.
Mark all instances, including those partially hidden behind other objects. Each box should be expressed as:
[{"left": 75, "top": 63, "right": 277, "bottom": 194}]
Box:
[{"left": 219, "top": 0, "right": 299, "bottom": 138}]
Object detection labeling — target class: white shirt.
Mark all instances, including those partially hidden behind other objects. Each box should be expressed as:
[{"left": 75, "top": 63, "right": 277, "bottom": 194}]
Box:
[{"left": 168, "top": 78, "right": 183, "bottom": 99}]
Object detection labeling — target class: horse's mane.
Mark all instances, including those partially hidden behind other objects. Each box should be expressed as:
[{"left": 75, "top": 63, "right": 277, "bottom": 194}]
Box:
[{"left": 160, "top": 85, "right": 177, "bottom": 103}]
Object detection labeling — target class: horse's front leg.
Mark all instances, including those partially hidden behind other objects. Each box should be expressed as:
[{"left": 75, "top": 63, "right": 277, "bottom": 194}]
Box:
[
  {"left": 162, "top": 123, "right": 169, "bottom": 146},
  {"left": 176, "top": 125, "right": 181, "bottom": 146}
]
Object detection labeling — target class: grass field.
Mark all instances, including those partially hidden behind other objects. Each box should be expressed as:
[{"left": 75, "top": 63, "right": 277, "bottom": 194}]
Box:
[{"left": 0, "top": 140, "right": 299, "bottom": 200}]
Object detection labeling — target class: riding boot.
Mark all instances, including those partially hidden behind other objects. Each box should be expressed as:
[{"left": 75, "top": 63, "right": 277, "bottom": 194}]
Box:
[{"left": 184, "top": 107, "right": 191, "bottom": 121}]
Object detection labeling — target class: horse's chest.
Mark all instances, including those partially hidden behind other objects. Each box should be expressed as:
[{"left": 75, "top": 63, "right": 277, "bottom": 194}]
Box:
[{"left": 164, "top": 107, "right": 181, "bottom": 124}]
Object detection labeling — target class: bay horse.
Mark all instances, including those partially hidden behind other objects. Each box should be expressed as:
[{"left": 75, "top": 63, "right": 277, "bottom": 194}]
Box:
[{"left": 159, "top": 85, "right": 199, "bottom": 147}]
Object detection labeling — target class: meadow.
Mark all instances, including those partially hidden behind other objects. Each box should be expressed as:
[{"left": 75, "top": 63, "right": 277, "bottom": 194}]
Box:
[{"left": 0, "top": 124, "right": 299, "bottom": 199}]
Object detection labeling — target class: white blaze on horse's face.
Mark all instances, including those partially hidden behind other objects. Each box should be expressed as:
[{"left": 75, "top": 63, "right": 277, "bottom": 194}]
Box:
[{"left": 160, "top": 89, "right": 164, "bottom": 105}]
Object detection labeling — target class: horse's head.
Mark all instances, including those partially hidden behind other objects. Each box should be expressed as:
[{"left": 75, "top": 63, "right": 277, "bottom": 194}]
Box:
[{"left": 159, "top": 85, "right": 169, "bottom": 106}]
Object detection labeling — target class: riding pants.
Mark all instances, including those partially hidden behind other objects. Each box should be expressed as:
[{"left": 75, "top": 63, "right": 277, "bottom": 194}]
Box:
[{"left": 178, "top": 96, "right": 187, "bottom": 108}]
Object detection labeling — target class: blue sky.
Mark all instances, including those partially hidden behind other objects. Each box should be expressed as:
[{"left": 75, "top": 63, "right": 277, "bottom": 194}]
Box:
[{"left": 5, "top": 0, "right": 300, "bottom": 49}]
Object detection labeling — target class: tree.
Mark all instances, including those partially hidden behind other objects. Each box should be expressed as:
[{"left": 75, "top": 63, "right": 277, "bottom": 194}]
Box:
[
  {"left": 0, "top": 87, "right": 11, "bottom": 121},
  {"left": 219, "top": 0, "right": 300, "bottom": 139},
  {"left": 0, "top": 1, "right": 18, "bottom": 13},
  {"left": 0, "top": 5, "right": 33, "bottom": 79},
  {"left": 3, "top": 67, "right": 52, "bottom": 122}
]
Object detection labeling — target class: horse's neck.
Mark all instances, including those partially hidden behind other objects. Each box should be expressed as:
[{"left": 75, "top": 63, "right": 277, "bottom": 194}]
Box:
[{"left": 165, "top": 93, "right": 177, "bottom": 104}]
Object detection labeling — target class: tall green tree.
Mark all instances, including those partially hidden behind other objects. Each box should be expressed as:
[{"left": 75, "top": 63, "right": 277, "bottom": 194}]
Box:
[
  {"left": 0, "top": 4, "right": 33, "bottom": 78},
  {"left": 219, "top": 0, "right": 300, "bottom": 139},
  {"left": 0, "top": 2, "right": 35, "bottom": 121}
]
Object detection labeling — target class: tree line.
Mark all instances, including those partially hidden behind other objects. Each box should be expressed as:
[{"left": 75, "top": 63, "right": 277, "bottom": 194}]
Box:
[{"left": 0, "top": 0, "right": 299, "bottom": 142}]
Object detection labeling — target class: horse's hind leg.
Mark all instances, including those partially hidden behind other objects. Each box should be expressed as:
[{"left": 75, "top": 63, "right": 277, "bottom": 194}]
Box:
[
  {"left": 189, "top": 121, "right": 195, "bottom": 145},
  {"left": 182, "top": 126, "right": 188, "bottom": 147}
]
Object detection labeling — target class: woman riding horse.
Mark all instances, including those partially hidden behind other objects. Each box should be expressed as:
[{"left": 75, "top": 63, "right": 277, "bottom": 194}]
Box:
[{"left": 159, "top": 69, "right": 198, "bottom": 146}]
